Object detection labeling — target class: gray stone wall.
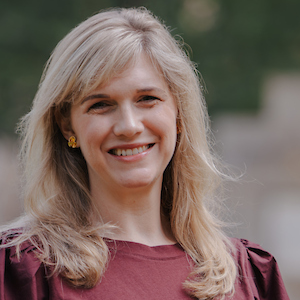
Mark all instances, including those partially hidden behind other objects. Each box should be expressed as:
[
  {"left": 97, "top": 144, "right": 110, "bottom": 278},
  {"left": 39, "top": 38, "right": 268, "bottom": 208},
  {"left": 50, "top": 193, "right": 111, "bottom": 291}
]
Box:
[
  {"left": 0, "top": 139, "right": 23, "bottom": 225},
  {"left": 213, "top": 73, "right": 300, "bottom": 299}
]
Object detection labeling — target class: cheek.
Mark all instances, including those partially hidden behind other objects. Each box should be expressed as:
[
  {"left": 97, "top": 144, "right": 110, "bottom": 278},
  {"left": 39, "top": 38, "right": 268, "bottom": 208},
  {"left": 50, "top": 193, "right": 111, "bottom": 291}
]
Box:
[
  {"left": 154, "top": 110, "right": 177, "bottom": 145},
  {"left": 74, "top": 118, "right": 107, "bottom": 151}
]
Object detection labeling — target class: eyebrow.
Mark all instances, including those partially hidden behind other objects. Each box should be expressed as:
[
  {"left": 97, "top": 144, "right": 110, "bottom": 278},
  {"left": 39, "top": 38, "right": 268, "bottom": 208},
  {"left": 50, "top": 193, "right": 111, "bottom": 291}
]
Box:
[
  {"left": 81, "top": 94, "right": 110, "bottom": 104},
  {"left": 136, "top": 87, "right": 168, "bottom": 97},
  {"left": 81, "top": 87, "right": 168, "bottom": 104}
]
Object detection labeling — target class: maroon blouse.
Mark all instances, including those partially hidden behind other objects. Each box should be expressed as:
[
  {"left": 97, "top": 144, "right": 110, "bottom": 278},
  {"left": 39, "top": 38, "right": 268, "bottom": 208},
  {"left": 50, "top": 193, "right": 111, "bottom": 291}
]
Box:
[{"left": 0, "top": 233, "right": 290, "bottom": 299}]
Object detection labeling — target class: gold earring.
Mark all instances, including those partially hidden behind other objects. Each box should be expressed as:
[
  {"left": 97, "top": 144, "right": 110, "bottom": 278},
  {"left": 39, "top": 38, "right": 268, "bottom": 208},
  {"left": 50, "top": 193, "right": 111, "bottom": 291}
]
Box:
[{"left": 68, "top": 136, "right": 77, "bottom": 148}]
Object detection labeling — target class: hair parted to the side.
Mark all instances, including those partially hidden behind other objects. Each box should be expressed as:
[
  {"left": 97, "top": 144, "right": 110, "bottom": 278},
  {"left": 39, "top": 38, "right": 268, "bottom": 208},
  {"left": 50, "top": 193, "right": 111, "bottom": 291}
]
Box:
[{"left": 1, "top": 7, "right": 236, "bottom": 299}]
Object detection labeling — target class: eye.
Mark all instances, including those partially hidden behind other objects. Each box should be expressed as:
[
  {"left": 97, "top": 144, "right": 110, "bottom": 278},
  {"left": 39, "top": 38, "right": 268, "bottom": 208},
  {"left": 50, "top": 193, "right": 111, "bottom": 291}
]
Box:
[
  {"left": 87, "top": 101, "right": 112, "bottom": 112},
  {"left": 138, "top": 95, "right": 160, "bottom": 103}
]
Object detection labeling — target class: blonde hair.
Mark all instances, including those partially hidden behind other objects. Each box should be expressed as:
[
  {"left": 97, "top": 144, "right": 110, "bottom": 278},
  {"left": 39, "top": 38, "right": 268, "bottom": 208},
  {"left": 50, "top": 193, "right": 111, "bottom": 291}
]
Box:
[{"left": 3, "top": 7, "right": 236, "bottom": 299}]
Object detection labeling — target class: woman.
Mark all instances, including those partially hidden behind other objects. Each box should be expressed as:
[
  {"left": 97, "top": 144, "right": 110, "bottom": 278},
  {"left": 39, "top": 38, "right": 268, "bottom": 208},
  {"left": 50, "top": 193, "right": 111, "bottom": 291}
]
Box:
[{"left": 0, "top": 7, "right": 289, "bottom": 300}]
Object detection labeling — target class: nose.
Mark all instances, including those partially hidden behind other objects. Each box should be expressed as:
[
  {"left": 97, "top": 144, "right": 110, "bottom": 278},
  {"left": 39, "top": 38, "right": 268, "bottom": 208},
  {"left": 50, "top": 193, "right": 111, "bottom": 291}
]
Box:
[{"left": 113, "top": 104, "right": 144, "bottom": 137}]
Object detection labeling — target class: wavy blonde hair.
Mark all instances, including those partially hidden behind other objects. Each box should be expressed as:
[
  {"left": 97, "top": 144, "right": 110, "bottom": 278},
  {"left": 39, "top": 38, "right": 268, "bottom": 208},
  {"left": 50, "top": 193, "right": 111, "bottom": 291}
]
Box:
[{"left": 3, "top": 7, "right": 236, "bottom": 299}]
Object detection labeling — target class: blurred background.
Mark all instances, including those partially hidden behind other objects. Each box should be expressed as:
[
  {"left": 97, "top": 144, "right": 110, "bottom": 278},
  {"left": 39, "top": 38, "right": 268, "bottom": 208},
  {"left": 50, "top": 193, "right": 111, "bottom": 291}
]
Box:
[{"left": 0, "top": 0, "right": 299, "bottom": 298}]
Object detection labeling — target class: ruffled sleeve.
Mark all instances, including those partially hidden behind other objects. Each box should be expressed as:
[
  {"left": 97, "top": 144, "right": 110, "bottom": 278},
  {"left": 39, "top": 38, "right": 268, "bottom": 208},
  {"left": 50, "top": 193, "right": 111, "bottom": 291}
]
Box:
[
  {"left": 0, "top": 232, "right": 49, "bottom": 300},
  {"left": 232, "top": 238, "right": 290, "bottom": 300}
]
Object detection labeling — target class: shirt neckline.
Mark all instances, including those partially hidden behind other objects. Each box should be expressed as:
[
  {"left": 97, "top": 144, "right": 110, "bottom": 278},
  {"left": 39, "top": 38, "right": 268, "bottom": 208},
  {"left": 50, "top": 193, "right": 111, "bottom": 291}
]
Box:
[{"left": 104, "top": 238, "right": 186, "bottom": 259}]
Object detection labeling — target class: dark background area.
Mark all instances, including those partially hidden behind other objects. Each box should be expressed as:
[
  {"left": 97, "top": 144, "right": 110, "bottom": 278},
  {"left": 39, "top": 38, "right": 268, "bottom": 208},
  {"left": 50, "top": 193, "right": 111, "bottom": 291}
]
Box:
[{"left": 1, "top": 0, "right": 300, "bottom": 135}]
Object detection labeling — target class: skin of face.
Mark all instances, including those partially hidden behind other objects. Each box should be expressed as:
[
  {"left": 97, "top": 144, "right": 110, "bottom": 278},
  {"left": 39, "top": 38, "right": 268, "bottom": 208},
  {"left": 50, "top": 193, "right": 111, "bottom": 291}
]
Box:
[{"left": 62, "top": 54, "right": 178, "bottom": 203}]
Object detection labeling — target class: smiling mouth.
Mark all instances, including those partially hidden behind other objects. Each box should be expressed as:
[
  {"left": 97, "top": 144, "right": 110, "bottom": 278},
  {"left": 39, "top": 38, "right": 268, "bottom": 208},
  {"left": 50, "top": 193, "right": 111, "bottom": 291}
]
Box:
[{"left": 109, "top": 144, "right": 155, "bottom": 156}]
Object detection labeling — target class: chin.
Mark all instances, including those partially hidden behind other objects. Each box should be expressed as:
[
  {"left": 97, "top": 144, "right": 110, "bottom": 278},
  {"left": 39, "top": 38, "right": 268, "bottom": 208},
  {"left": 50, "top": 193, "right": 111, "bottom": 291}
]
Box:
[
  {"left": 117, "top": 172, "right": 160, "bottom": 190},
  {"left": 118, "top": 179, "right": 153, "bottom": 189}
]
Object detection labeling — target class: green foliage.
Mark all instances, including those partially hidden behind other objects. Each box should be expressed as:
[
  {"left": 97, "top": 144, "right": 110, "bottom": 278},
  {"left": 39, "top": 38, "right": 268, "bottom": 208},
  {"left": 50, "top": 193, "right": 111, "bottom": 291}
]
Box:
[
  {"left": 180, "top": 0, "right": 300, "bottom": 113},
  {"left": 0, "top": 0, "right": 182, "bottom": 135},
  {"left": 1, "top": 0, "right": 299, "bottom": 134}
]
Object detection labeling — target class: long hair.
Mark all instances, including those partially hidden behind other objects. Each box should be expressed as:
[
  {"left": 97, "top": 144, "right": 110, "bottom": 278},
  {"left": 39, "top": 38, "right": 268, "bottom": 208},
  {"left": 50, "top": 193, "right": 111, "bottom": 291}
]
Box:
[{"left": 3, "top": 7, "right": 236, "bottom": 299}]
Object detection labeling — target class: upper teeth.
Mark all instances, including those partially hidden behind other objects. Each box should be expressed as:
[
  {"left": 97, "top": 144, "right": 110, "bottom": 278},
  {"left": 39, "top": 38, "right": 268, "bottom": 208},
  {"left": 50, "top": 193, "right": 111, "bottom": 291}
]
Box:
[{"left": 112, "top": 145, "right": 150, "bottom": 156}]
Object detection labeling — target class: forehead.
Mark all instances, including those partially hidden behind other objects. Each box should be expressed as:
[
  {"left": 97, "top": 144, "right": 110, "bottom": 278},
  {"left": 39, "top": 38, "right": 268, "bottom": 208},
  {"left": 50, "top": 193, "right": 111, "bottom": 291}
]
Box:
[{"left": 90, "top": 54, "right": 170, "bottom": 95}]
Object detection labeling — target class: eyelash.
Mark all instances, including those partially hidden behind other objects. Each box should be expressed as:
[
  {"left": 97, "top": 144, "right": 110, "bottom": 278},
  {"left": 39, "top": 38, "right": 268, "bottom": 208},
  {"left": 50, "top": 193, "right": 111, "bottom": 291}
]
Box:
[
  {"left": 139, "top": 95, "right": 159, "bottom": 102},
  {"left": 87, "top": 95, "right": 160, "bottom": 112},
  {"left": 88, "top": 101, "right": 111, "bottom": 111}
]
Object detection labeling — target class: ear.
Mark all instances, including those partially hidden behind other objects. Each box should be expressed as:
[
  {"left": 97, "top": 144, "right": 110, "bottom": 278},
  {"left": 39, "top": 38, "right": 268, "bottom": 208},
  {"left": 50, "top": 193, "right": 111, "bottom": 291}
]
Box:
[{"left": 56, "top": 112, "right": 79, "bottom": 147}]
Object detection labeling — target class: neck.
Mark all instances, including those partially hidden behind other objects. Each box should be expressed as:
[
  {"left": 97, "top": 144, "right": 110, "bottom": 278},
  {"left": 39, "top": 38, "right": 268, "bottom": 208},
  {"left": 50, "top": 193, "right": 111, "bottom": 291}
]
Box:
[{"left": 90, "top": 178, "right": 175, "bottom": 246}]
